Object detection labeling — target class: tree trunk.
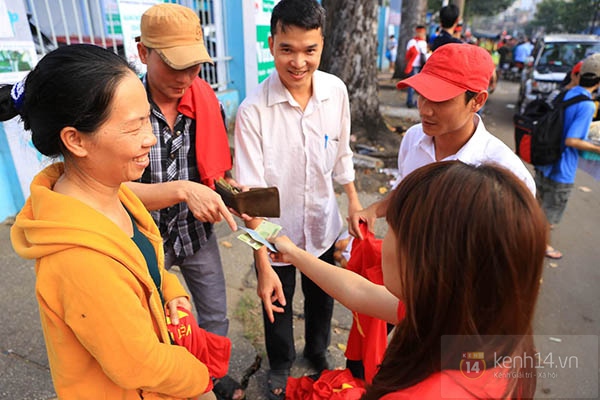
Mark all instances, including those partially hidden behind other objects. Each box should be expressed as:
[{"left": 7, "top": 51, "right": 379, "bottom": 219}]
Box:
[
  {"left": 455, "top": 0, "right": 465, "bottom": 21},
  {"left": 393, "top": 0, "right": 428, "bottom": 79},
  {"left": 321, "top": 0, "right": 385, "bottom": 140}
]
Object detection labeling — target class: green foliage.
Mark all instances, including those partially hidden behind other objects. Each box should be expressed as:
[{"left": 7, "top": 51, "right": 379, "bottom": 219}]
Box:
[
  {"left": 532, "top": 0, "right": 599, "bottom": 33},
  {"left": 464, "top": 0, "right": 514, "bottom": 17},
  {"left": 427, "top": 0, "right": 442, "bottom": 12}
]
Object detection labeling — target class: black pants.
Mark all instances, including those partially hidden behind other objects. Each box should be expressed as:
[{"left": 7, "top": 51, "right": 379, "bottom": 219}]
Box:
[{"left": 260, "top": 243, "right": 335, "bottom": 371}]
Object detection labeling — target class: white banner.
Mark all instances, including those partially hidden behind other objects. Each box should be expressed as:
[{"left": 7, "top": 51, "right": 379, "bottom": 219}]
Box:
[{"left": 117, "top": 0, "right": 161, "bottom": 73}]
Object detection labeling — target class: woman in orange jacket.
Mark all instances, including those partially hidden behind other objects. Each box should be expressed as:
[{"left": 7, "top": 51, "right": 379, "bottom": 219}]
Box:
[{"left": 1, "top": 44, "right": 219, "bottom": 400}]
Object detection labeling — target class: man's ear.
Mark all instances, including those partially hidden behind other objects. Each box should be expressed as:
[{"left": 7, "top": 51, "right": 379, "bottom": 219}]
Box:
[
  {"left": 472, "top": 91, "right": 489, "bottom": 112},
  {"left": 137, "top": 42, "right": 148, "bottom": 64},
  {"left": 59, "top": 127, "right": 88, "bottom": 158},
  {"left": 268, "top": 35, "right": 274, "bottom": 56}
]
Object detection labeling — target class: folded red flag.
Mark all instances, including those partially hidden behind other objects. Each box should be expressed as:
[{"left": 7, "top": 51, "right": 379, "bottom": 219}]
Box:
[
  {"left": 286, "top": 369, "right": 366, "bottom": 400},
  {"left": 404, "top": 45, "right": 419, "bottom": 74},
  {"left": 166, "top": 306, "right": 231, "bottom": 392},
  {"left": 344, "top": 223, "right": 388, "bottom": 383}
]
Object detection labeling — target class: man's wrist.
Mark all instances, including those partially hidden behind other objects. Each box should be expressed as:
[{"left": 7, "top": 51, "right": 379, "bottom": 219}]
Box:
[{"left": 176, "top": 180, "right": 191, "bottom": 203}]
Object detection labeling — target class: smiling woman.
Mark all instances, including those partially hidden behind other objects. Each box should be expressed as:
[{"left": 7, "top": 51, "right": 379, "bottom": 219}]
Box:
[
  {"left": 78, "top": 73, "right": 154, "bottom": 185},
  {"left": 0, "top": 44, "right": 217, "bottom": 400}
]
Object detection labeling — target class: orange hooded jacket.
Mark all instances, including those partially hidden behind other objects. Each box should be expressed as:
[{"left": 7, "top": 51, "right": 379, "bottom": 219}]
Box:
[{"left": 11, "top": 163, "right": 210, "bottom": 399}]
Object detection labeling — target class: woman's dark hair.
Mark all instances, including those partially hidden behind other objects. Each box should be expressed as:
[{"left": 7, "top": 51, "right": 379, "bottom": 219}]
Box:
[
  {"left": 0, "top": 85, "right": 18, "bottom": 120},
  {"left": 270, "top": 0, "right": 326, "bottom": 37},
  {"left": 363, "top": 161, "right": 547, "bottom": 399},
  {"left": 0, "top": 44, "right": 136, "bottom": 157}
]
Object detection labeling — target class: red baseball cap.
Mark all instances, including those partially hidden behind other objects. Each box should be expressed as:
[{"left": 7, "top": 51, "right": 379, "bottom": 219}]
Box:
[
  {"left": 396, "top": 43, "right": 495, "bottom": 102},
  {"left": 572, "top": 61, "right": 583, "bottom": 74}
]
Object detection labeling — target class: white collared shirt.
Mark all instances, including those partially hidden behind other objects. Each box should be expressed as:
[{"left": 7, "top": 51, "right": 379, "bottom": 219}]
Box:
[
  {"left": 395, "top": 114, "right": 536, "bottom": 195},
  {"left": 234, "top": 70, "right": 355, "bottom": 258}
]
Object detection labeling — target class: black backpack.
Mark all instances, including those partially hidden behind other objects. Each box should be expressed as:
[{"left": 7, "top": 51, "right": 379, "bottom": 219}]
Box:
[{"left": 514, "top": 91, "right": 592, "bottom": 165}]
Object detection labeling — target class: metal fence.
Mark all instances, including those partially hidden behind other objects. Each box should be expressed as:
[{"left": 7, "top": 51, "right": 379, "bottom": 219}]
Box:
[{"left": 23, "top": 0, "right": 230, "bottom": 90}]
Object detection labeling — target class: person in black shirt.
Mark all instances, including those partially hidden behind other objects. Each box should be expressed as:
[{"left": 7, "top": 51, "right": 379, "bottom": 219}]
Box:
[{"left": 430, "top": 4, "right": 463, "bottom": 52}]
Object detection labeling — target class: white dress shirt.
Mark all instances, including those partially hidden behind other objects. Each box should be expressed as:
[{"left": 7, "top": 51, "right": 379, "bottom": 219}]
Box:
[
  {"left": 234, "top": 70, "right": 355, "bottom": 259},
  {"left": 395, "top": 114, "right": 536, "bottom": 195}
]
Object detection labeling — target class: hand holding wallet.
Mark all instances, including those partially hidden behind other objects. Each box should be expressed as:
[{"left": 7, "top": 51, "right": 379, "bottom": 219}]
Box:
[{"left": 215, "top": 179, "right": 280, "bottom": 218}]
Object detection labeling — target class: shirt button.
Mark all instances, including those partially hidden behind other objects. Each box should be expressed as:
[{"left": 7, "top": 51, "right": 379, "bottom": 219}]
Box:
[
  {"left": 175, "top": 131, "right": 181, "bottom": 137},
  {"left": 170, "top": 154, "right": 176, "bottom": 160}
]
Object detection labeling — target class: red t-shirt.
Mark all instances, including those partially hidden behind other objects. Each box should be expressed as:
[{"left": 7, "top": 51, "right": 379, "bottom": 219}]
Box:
[
  {"left": 379, "top": 368, "right": 508, "bottom": 399},
  {"left": 384, "top": 303, "right": 507, "bottom": 399}
]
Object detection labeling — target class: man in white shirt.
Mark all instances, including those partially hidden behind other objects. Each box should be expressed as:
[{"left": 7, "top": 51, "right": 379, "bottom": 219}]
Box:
[
  {"left": 234, "top": 0, "right": 361, "bottom": 398},
  {"left": 348, "top": 43, "right": 535, "bottom": 239}
]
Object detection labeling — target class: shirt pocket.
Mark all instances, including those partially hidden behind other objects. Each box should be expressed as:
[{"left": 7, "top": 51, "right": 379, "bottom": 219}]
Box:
[{"left": 321, "top": 137, "right": 340, "bottom": 174}]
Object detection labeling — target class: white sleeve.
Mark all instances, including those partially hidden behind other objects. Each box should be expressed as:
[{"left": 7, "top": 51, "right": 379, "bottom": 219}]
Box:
[{"left": 233, "top": 103, "right": 268, "bottom": 187}]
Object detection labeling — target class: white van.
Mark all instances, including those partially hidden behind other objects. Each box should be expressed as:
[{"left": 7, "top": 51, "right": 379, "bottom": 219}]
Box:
[{"left": 517, "top": 34, "right": 600, "bottom": 112}]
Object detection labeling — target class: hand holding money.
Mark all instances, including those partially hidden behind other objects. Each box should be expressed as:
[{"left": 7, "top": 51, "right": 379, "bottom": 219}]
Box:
[{"left": 267, "top": 236, "right": 298, "bottom": 264}]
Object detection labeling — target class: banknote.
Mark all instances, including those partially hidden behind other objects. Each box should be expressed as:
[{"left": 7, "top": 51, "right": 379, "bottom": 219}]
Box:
[
  {"left": 236, "top": 220, "right": 282, "bottom": 252},
  {"left": 238, "top": 226, "right": 278, "bottom": 252},
  {"left": 254, "top": 220, "right": 282, "bottom": 239},
  {"left": 237, "top": 232, "right": 263, "bottom": 251}
]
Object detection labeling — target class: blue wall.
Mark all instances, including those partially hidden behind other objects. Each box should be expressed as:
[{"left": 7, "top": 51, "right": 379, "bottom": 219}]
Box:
[
  {"left": 378, "top": 6, "right": 387, "bottom": 70},
  {"left": 224, "top": 0, "right": 247, "bottom": 100},
  {"left": 0, "top": 123, "right": 25, "bottom": 221}
]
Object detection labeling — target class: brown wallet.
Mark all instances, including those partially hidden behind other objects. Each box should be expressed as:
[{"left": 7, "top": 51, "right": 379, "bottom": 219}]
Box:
[{"left": 215, "top": 180, "right": 280, "bottom": 218}]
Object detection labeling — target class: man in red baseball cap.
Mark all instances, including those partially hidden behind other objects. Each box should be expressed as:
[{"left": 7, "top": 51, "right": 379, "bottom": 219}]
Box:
[
  {"left": 534, "top": 53, "right": 600, "bottom": 260},
  {"left": 546, "top": 60, "right": 585, "bottom": 105},
  {"left": 348, "top": 43, "right": 536, "bottom": 239},
  {"left": 564, "top": 60, "right": 584, "bottom": 89}
]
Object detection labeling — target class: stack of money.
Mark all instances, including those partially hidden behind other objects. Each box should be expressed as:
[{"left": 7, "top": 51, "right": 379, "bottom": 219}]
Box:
[
  {"left": 237, "top": 220, "right": 282, "bottom": 251},
  {"left": 216, "top": 178, "right": 241, "bottom": 193}
]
